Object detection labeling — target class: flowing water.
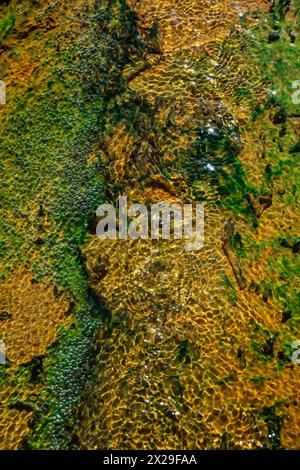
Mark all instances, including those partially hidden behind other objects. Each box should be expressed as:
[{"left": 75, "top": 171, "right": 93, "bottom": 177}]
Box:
[{"left": 0, "top": 0, "right": 299, "bottom": 450}]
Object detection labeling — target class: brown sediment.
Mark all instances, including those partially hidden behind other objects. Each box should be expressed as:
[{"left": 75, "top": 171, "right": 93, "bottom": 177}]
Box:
[
  {"left": 0, "top": 268, "right": 71, "bottom": 365},
  {"left": 0, "top": 268, "right": 72, "bottom": 449},
  {"left": 0, "top": 0, "right": 299, "bottom": 450},
  {"left": 72, "top": 0, "right": 300, "bottom": 451}
]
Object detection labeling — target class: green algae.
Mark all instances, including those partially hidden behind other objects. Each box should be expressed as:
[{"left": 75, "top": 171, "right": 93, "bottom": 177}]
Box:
[
  {"left": 0, "top": 1, "right": 16, "bottom": 43},
  {"left": 260, "top": 405, "right": 283, "bottom": 449},
  {"left": 0, "top": 0, "right": 142, "bottom": 449},
  {"left": 0, "top": 0, "right": 300, "bottom": 450},
  {"left": 226, "top": 4, "right": 300, "bottom": 336},
  {"left": 27, "top": 1, "right": 142, "bottom": 450}
]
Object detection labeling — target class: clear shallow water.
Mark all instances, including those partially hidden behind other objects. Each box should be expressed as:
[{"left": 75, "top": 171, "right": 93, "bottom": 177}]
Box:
[{"left": 0, "top": 0, "right": 299, "bottom": 450}]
